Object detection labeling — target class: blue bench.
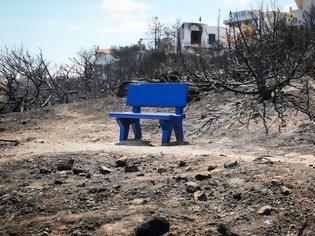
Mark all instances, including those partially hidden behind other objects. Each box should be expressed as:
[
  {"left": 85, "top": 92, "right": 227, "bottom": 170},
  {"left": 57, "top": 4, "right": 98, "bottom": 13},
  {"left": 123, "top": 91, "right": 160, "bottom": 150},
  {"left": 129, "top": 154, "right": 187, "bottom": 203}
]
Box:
[{"left": 109, "top": 83, "right": 189, "bottom": 145}]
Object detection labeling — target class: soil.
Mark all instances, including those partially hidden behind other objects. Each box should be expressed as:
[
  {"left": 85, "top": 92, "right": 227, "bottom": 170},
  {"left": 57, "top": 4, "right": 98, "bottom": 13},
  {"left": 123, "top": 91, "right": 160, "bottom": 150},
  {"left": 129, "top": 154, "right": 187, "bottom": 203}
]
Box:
[{"left": 0, "top": 94, "right": 314, "bottom": 236}]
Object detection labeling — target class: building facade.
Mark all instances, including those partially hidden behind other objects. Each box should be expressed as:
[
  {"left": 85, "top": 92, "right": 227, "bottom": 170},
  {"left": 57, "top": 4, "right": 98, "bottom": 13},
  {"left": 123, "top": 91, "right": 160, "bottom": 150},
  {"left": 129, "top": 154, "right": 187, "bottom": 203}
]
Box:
[{"left": 176, "top": 22, "right": 226, "bottom": 53}]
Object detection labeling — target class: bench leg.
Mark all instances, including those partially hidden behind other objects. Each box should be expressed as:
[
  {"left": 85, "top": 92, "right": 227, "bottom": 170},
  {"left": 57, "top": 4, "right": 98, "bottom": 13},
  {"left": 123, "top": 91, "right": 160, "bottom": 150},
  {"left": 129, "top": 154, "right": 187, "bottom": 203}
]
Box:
[
  {"left": 174, "top": 119, "right": 184, "bottom": 142},
  {"left": 131, "top": 119, "right": 142, "bottom": 140},
  {"left": 116, "top": 118, "right": 130, "bottom": 141},
  {"left": 159, "top": 120, "right": 173, "bottom": 144}
]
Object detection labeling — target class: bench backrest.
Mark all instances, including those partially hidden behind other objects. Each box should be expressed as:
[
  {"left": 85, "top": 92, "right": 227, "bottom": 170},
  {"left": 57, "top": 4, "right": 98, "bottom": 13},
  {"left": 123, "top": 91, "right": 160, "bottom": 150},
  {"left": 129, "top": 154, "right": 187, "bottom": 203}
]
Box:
[{"left": 126, "top": 83, "right": 189, "bottom": 108}]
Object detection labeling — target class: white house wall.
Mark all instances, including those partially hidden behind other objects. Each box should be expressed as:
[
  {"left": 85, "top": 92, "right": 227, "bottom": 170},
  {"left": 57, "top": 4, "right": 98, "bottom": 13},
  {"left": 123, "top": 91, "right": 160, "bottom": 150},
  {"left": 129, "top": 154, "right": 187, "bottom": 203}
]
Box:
[{"left": 177, "top": 23, "right": 226, "bottom": 52}]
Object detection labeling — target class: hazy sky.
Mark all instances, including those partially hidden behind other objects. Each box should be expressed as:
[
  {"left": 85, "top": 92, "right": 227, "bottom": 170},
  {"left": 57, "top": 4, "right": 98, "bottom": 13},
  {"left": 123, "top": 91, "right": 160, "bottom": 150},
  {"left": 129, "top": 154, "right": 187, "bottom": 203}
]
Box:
[{"left": 0, "top": 0, "right": 297, "bottom": 64}]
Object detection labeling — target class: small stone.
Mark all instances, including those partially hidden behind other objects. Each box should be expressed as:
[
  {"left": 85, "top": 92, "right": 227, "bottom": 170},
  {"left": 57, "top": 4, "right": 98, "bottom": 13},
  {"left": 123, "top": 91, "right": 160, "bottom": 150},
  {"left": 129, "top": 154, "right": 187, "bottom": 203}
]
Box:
[
  {"left": 54, "top": 179, "right": 63, "bottom": 185},
  {"left": 195, "top": 173, "right": 212, "bottom": 181},
  {"left": 134, "top": 216, "right": 170, "bottom": 236},
  {"left": 89, "top": 185, "right": 107, "bottom": 193},
  {"left": 125, "top": 165, "right": 139, "bottom": 173},
  {"left": 115, "top": 158, "right": 127, "bottom": 167},
  {"left": 186, "top": 182, "right": 201, "bottom": 193},
  {"left": 281, "top": 186, "right": 292, "bottom": 195},
  {"left": 233, "top": 192, "right": 242, "bottom": 201},
  {"left": 207, "top": 165, "right": 217, "bottom": 171},
  {"left": 174, "top": 175, "right": 188, "bottom": 182},
  {"left": 86, "top": 172, "right": 92, "bottom": 178},
  {"left": 57, "top": 159, "right": 74, "bottom": 171},
  {"left": 99, "top": 166, "right": 112, "bottom": 175},
  {"left": 193, "top": 191, "right": 207, "bottom": 201},
  {"left": 72, "top": 167, "right": 86, "bottom": 175},
  {"left": 178, "top": 161, "right": 186, "bottom": 167},
  {"left": 77, "top": 181, "right": 86, "bottom": 187},
  {"left": 224, "top": 161, "right": 239, "bottom": 169},
  {"left": 270, "top": 179, "right": 282, "bottom": 186},
  {"left": 157, "top": 167, "right": 167, "bottom": 174},
  {"left": 40, "top": 167, "right": 51, "bottom": 174},
  {"left": 257, "top": 205, "right": 275, "bottom": 215}
]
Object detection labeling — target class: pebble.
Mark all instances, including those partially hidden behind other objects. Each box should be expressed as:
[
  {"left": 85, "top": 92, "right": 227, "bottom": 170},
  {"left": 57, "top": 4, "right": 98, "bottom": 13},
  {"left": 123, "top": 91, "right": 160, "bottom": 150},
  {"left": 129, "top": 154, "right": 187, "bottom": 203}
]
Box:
[
  {"left": 193, "top": 191, "right": 207, "bottom": 201},
  {"left": 178, "top": 160, "right": 187, "bottom": 167},
  {"left": 40, "top": 167, "right": 52, "bottom": 174},
  {"left": 54, "top": 179, "right": 63, "bottom": 185},
  {"left": 281, "top": 186, "right": 292, "bottom": 195},
  {"left": 208, "top": 165, "right": 217, "bottom": 171},
  {"left": 125, "top": 165, "right": 139, "bottom": 173},
  {"left": 99, "top": 166, "right": 112, "bottom": 175},
  {"left": 57, "top": 159, "right": 74, "bottom": 171},
  {"left": 195, "top": 173, "right": 212, "bottom": 181},
  {"left": 174, "top": 175, "right": 188, "bottom": 182},
  {"left": 186, "top": 182, "right": 201, "bottom": 193},
  {"left": 257, "top": 205, "right": 275, "bottom": 215},
  {"left": 224, "top": 161, "right": 239, "bottom": 169},
  {"left": 157, "top": 167, "right": 167, "bottom": 174},
  {"left": 72, "top": 167, "right": 86, "bottom": 175},
  {"left": 116, "top": 158, "right": 127, "bottom": 167},
  {"left": 89, "top": 185, "right": 107, "bottom": 193}
]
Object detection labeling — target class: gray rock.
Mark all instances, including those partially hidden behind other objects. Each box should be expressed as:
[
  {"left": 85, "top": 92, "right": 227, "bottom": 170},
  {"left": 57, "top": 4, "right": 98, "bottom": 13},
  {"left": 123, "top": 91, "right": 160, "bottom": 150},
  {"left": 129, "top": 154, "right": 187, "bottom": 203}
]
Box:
[
  {"left": 257, "top": 205, "right": 275, "bottom": 215},
  {"left": 195, "top": 173, "right": 212, "bottom": 181},
  {"left": 281, "top": 186, "right": 292, "bottom": 195},
  {"left": 157, "top": 167, "right": 167, "bottom": 174},
  {"left": 115, "top": 158, "right": 127, "bottom": 167},
  {"left": 174, "top": 175, "right": 188, "bottom": 182},
  {"left": 186, "top": 182, "right": 201, "bottom": 193},
  {"left": 99, "top": 166, "right": 112, "bottom": 175},
  {"left": 224, "top": 161, "right": 239, "bottom": 169},
  {"left": 40, "top": 167, "right": 52, "bottom": 174},
  {"left": 125, "top": 165, "right": 139, "bottom": 173},
  {"left": 193, "top": 191, "right": 207, "bottom": 201},
  {"left": 54, "top": 179, "right": 63, "bottom": 185},
  {"left": 72, "top": 167, "right": 86, "bottom": 175},
  {"left": 178, "top": 160, "right": 187, "bottom": 167},
  {"left": 89, "top": 185, "right": 107, "bottom": 193},
  {"left": 207, "top": 165, "right": 217, "bottom": 171},
  {"left": 57, "top": 159, "right": 74, "bottom": 171}
]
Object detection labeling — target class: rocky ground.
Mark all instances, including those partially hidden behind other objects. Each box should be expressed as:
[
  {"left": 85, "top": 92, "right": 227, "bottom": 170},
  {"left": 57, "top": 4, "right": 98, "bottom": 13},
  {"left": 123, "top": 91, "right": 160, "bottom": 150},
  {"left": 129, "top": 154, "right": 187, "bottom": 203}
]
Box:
[{"left": 0, "top": 94, "right": 314, "bottom": 235}]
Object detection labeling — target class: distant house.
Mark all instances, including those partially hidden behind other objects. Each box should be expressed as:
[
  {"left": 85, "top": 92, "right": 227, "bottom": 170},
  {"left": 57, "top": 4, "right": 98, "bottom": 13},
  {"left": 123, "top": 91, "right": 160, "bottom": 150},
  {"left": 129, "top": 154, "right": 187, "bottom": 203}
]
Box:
[
  {"left": 95, "top": 48, "right": 116, "bottom": 66},
  {"left": 176, "top": 22, "right": 226, "bottom": 53},
  {"left": 224, "top": 9, "right": 300, "bottom": 28},
  {"left": 224, "top": 10, "right": 259, "bottom": 26}
]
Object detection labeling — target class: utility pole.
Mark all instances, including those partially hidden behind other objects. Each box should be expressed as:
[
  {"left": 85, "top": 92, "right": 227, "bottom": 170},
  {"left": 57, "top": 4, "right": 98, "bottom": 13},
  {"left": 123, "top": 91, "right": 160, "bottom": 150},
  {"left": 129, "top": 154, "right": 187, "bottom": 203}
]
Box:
[{"left": 217, "top": 9, "right": 221, "bottom": 48}]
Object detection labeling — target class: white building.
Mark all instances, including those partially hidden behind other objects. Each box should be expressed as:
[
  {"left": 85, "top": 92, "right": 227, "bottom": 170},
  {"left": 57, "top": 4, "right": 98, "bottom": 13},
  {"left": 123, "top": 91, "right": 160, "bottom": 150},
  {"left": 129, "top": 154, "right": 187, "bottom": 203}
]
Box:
[
  {"left": 223, "top": 10, "right": 259, "bottom": 26},
  {"left": 95, "top": 48, "right": 116, "bottom": 66},
  {"left": 176, "top": 22, "right": 226, "bottom": 53},
  {"left": 224, "top": 8, "right": 300, "bottom": 27}
]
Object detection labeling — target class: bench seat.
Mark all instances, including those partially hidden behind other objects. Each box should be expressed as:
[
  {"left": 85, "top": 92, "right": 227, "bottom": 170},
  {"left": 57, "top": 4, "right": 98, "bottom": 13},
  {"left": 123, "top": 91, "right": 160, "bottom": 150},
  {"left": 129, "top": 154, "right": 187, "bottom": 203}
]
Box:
[
  {"left": 109, "top": 112, "right": 185, "bottom": 120},
  {"left": 108, "top": 83, "right": 189, "bottom": 144}
]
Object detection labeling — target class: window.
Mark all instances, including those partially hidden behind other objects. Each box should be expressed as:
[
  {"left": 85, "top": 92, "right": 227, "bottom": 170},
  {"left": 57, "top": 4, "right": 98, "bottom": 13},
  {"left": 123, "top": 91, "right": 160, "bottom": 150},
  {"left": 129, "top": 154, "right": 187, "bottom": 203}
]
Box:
[
  {"left": 208, "top": 33, "right": 216, "bottom": 44},
  {"left": 191, "top": 30, "right": 202, "bottom": 44}
]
